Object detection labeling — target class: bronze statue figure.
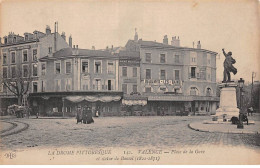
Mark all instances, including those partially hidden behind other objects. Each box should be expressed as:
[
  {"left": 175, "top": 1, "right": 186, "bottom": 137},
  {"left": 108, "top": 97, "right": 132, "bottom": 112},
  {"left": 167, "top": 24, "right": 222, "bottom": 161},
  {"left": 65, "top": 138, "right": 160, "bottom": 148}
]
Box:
[{"left": 222, "top": 48, "right": 237, "bottom": 82}]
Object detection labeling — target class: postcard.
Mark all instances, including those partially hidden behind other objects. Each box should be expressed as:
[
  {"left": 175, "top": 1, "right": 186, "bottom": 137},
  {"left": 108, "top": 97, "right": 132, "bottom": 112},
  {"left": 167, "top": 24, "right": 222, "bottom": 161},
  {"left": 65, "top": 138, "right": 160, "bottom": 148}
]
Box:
[{"left": 0, "top": 0, "right": 259, "bottom": 165}]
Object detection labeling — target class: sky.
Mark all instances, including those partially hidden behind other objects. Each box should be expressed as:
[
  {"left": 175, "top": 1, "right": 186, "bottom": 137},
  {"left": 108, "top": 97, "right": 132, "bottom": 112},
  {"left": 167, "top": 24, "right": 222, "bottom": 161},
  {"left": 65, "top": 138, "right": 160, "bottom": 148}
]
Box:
[{"left": 0, "top": 0, "right": 259, "bottom": 82}]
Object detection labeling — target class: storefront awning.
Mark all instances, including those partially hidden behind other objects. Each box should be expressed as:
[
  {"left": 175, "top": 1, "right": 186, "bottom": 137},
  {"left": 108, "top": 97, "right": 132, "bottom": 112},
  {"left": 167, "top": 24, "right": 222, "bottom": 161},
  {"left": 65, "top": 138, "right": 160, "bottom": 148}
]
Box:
[
  {"left": 122, "top": 99, "right": 147, "bottom": 106},
  {"left": 147, "top": 95, "right": 219, "bottom": 102},
  {"left": 65, "top": 95, "right": 121, "bottom": 103},
  {"left": 122, "top": 95, "right": 148, "bottom": 106}
]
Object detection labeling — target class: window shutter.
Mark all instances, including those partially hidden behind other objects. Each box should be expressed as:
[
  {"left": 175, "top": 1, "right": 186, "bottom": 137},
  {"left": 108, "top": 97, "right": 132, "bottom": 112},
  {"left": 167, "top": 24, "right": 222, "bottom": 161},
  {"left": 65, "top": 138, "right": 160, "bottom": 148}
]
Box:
[
  {"left": 196, "top": 67, "right": 200, "bottom": 79},
  {"left": 188, "top": 67, "right": 191, "bottom": 78}
]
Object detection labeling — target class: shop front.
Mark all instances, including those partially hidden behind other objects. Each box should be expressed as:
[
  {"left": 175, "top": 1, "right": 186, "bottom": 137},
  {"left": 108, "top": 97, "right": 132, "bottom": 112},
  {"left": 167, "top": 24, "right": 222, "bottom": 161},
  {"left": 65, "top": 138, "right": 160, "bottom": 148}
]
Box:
[
  {"left": 192, "top": 96, "right": 219, "bottom": 115},
  {"left": 145, "top": 94, "right": 219, "bottom": 116},
  {"left": 29, "top": 91, "right": 123, "bottom": 117},
  {"left": 121, "top": 95, "right": 147, "bottom": 116}
]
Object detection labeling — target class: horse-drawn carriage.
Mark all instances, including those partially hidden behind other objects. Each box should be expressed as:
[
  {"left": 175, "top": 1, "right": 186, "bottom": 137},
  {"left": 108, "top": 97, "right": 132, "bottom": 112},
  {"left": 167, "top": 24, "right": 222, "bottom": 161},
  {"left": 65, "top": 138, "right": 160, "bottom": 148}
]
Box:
[{"left": 7, "top": 104, "right": 31, "bottom": 118}]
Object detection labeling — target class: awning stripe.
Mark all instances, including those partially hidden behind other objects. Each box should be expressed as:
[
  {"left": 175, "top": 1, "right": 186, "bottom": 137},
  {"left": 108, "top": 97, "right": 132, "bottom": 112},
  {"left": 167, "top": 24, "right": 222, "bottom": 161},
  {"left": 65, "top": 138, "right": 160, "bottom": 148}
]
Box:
[
  {"left": 122, "top": 99, "right": 147, "bottom": 106},
  {"left": 65, "top": 95, "right": 121, "bottom": 103}
]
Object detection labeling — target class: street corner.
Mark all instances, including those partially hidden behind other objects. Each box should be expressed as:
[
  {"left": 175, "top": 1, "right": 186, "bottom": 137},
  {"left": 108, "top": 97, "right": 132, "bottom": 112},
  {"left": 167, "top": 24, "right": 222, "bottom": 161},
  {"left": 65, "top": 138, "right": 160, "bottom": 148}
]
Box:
[{"left": 188, "top": 120, "right": 260, "bottom": 134}]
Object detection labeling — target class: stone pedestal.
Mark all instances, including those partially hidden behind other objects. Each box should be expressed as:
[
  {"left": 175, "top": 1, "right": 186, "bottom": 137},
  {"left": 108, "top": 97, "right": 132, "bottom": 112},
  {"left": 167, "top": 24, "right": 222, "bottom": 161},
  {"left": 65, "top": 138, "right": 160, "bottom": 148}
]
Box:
[{"left": 216, "top": 82, "right": 239, "bottom": 117}]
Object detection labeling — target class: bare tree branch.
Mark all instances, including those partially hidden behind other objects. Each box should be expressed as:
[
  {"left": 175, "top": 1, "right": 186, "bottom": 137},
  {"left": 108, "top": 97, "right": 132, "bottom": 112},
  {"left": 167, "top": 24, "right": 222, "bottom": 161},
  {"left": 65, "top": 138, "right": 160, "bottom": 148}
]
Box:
[
  {"left": 3, "top": 82, "right": 18, "bottom": 96},
  {"left": 0, "top": 63, "right": 34, "bottom": 105}
]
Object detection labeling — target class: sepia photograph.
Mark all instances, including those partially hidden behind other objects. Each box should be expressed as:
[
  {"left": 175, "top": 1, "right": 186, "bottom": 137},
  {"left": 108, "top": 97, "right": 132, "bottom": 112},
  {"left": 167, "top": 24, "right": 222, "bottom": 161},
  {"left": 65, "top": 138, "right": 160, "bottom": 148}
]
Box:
[{"left": 0, "top": 0, "right": 259, "bottom": 165}]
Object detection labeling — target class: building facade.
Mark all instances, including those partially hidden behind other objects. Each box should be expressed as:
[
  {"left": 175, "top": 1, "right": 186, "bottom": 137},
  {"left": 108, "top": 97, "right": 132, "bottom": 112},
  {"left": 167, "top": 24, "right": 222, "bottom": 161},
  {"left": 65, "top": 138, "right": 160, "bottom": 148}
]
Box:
[
  {"left": 125, "top": 35, "right": 219, "bottom": 115},
  {"left": 29, "top": 47, "right": 122, "bottom": 117},
  {"left": 1, "top": 26, "right": 219, "bottom": 116},
  {"left": 0, "top": 23, "right": 69, "bottom": 111}
]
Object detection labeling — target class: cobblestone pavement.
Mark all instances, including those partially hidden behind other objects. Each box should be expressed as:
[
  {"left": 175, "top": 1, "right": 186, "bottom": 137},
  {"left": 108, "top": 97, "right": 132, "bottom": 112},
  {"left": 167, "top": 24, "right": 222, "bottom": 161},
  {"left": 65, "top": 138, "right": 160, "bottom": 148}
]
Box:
[{"left": 0, "top": 116, "right": 260, "bottom": 151}]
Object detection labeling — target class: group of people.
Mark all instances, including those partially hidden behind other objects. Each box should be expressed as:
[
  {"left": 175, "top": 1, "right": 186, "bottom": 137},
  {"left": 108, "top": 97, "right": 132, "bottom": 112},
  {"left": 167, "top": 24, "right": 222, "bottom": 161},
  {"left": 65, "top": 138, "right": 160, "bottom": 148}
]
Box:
[{"left": 76, "top": 106, "right": 94, "bottom": 124}]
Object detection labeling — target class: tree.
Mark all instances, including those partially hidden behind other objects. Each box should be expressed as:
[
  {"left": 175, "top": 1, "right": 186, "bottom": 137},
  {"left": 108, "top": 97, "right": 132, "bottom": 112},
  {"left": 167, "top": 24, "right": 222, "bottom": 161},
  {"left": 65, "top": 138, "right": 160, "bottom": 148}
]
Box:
[
  {"left": 236, "top": 83, "right": 260, "bottom": 113},
  {"left": 0, "top": 64, "right": 33, "bottom": 106}
]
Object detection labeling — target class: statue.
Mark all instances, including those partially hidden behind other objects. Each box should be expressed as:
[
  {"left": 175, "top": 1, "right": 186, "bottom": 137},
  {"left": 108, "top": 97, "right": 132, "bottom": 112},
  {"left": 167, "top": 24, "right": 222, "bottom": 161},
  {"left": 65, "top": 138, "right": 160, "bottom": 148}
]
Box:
[{"left": 222, "top": 48, "right": 237, "bottom": 82}]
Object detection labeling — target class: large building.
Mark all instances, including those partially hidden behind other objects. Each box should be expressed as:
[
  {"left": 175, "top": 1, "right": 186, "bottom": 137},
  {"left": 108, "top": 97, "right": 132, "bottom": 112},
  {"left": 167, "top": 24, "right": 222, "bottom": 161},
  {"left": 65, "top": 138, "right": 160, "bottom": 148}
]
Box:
[
  {"left": 30, "top": 47, "right": 122, "bottom": 117},
  {"left": 1, "top": 26, "right": 219, "bottom": 116},
  {"left": 124, "top": 34, "right": 219, "bottom": 115},
  {"left": 0, "top": 23, "right": 70, "bottom": 111}
]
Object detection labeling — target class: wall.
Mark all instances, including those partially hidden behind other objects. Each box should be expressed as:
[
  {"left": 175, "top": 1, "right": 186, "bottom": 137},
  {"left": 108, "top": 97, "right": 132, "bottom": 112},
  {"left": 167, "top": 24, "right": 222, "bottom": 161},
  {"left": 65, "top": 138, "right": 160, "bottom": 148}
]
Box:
[{"left": 42, "top": 56, "right": 119, "bottom": 92}]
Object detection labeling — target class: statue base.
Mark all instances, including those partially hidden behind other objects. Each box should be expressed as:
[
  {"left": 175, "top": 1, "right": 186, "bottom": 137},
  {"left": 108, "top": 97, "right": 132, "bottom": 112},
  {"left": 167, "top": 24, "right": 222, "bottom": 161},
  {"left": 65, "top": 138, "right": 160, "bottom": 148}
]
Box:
[{"left": 216, "top": 82, "right": 239, "bottom": 118}]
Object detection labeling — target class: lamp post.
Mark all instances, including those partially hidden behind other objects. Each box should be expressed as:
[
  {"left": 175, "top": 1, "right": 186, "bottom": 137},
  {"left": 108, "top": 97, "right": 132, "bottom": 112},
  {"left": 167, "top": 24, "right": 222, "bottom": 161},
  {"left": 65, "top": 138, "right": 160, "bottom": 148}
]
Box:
[{"left": 237, "top": 78, "right": 244, "bottom": 129}]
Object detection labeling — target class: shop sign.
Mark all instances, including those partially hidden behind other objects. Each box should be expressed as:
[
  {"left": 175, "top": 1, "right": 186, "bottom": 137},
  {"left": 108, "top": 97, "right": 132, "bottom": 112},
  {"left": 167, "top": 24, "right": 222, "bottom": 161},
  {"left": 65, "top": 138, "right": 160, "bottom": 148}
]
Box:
[
  {"left": 142, "top": 79, "right": 182, "bottom": 86},
  {"left": 119, "top": 59, "right": 140, "bottom": 66}
]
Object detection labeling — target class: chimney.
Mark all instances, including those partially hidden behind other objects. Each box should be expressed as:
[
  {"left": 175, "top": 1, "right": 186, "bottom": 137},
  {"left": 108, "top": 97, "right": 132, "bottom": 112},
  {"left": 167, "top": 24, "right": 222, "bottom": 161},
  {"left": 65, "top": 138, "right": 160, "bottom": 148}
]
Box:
[
  {"left": 197, "top": 41, "right": 201, "bottom": 49},
  {"left": 56, "top": 22, "right": 58, "bottom": 33},
  {"left": 54, "top": 22, "right": 57, "bottom": 52},
  {"left": 72, "top": 44, "right": 79, "bottom": 55},
  {"left": 134, "top": 28, "right": 138, "bottom": 42},
  {"left": 171, "top": 36, "right": 180, "bottom": 47},
  {"left": 61, "top": 32, "right": 66, "bottom": 41},
  {"left": 163, "top": 35, "right": 168, "bottom": 45},
  {"left": 54, "top": 22, "right": 56, "bottom": 34},
  {"left": 69, "top": 35, "right": 72, "bottom": 48},
  {"left": 111, "top": 45, "right": 113, "bottom": 50},
  {"left": 46, "top": 25, "right": 51, "bottom": 35},
  {"left": 92, "top": 46, "right": 95, "bottom": 50}
]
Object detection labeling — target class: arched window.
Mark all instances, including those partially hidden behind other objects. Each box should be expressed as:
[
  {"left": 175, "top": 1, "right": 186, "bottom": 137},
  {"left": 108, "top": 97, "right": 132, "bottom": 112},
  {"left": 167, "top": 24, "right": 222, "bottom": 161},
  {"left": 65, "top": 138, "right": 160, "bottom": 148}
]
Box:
[
  {"left": 206, "top": 88, "right": 212, "bottom": 96},
  {"left": 190, "top": 87, "right": 199, "bottom": 96}
]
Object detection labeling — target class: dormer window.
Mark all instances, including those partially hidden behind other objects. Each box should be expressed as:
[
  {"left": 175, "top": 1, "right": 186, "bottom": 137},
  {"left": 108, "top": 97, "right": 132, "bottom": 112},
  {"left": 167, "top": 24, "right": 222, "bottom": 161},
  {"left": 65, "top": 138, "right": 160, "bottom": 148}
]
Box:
[
  {"left": 4, "top": 38, "right": 7, "bottom": 44},
  {"left": 25, "top": 35, "right": 28, "bottom": 41},
  {"left": 34, "top": 32, "right": 38, "bottom": 39},
  {"left": 13, "top": 37, "right": 16, "bottom": 43}
]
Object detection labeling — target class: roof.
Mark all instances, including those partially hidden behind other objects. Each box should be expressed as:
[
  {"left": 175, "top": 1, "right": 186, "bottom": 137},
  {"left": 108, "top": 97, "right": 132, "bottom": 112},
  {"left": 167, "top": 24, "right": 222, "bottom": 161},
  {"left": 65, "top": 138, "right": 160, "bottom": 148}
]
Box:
[
  {"left": 52, "top": 47, "right": 73, "bottom": 57},
  {"left": 53, "top": 48, "right": 114, "bottom": 57},
  {"left": 125, "top": 39, "right": 218, "bottom": 54},
  {"left": 40, "top": 47, "right": 118, "bottom": 61},
  {"left": 138, "top": 40, "right": 173, "bottom": 48},
  {"left": 118, "top": 50, "right": 140, "bottom": 58},
  {"left": 0, "top": 39, "right": 39, "bottom": 47}
]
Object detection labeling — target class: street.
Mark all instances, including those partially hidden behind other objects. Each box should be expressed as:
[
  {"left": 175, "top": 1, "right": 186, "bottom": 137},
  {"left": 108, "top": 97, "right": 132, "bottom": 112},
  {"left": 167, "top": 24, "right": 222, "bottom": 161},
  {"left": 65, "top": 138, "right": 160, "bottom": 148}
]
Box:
[{"left": 1, "top": 115, "right": 260, "bottom": 151}]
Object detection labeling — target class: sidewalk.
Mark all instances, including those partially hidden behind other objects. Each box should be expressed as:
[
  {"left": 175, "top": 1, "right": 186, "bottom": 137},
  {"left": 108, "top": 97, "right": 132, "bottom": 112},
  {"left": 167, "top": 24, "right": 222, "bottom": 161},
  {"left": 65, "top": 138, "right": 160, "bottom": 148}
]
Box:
[
  {"left": 0, "top": 115, "right": 72, "bottom": 120},
  {"left": 189, "top": 120, "right": 260, "bottom": 134},
  {"left": 32, "top": 116, "right": 72, "bottom": 119}
]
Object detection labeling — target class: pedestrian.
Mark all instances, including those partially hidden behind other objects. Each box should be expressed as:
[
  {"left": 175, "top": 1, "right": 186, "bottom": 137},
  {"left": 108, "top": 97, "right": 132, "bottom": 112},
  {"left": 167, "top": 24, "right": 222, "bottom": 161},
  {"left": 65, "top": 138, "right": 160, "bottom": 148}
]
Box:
[
  {"left": 86, "top": 106, "right": 94, "bottom": 124},
  {"left": 82, "top": 106, "right": 87, "bottom": 124},
  {"left": 247, "top": 107, "right": 253, "bottom": 116},
  {"left": 250, "top": 107, "right": 253, "bottom": 116},
  {"left": 76, "top": 107, "right": 82, "bottom": 124},
  {"left": 36, "top": 112, "right": 39, "bottom": 119}
]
